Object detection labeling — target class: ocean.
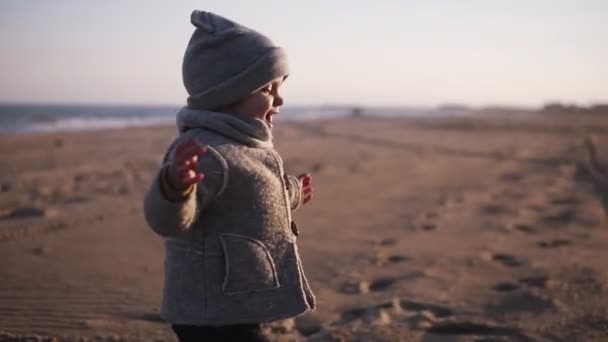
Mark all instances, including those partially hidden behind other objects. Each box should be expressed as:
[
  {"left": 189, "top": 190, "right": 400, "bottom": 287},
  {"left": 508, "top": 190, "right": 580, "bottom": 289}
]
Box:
[{"left": 0, "top": 104, "right": 447, "bottom": 134}]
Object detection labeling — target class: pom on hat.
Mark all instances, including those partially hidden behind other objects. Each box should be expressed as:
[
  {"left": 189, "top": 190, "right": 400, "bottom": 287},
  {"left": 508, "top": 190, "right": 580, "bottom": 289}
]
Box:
[{"left": 190, "top": 10, "right": 214, "bottom": 32}]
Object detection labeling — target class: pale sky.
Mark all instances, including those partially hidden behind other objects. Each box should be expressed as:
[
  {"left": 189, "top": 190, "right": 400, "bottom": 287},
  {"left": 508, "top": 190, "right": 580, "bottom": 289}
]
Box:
[{"left": 0, "top": 0, "right": 606, "bottom": 107}]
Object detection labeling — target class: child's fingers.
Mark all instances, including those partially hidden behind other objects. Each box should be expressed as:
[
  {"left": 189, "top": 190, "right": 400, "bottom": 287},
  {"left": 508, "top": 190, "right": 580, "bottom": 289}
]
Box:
[
  {"left": 297, "top": 172, "right": 313, "bottom": 204},
  {"left": 176, "top": 146, "right": 206, "bottom": 164},
  {"left": 303, "top": 187, "right": 313, "bottom": 196},
  {"left": 297, "top": 173, "right": 311, "bottom": 179},
  {"left": 176, "top": 141, "right": 206, "bottom": 163},
  {"left": 189, "top": 154, "right": 198, "bottom": 164},
  {"left": 175, "top": 148, "right": 206, "bottom": 175},
  {"left": 303, "top": 193, "right": 313, "bottom": 204},
  {"left": 298, "top": 173, "right": 312, "bottom": 186},
  {"left": 187, "top": 172, "right": 204, "bottom": 184},
  {"left": 174, "top": 156, "right": 197, "bottom": 174},
  {"left": 181, "top": 154, "right": 198, "bottom": 169},
  {"left": 180, "top": 169, "right": 204, "bottom": 185},
  {"left": 179, "top": 169, "right": 194, "bottom": 182}
]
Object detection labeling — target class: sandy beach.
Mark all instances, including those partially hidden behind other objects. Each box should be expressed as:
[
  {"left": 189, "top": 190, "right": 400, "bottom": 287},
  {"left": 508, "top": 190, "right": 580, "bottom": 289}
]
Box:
[{"left": 1, "top": 111, "right": 608, "bottom": 341}]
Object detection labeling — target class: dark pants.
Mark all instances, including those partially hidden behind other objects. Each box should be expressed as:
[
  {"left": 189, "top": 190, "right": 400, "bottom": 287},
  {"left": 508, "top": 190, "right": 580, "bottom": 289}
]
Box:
[{"left": 172, "top": 323, "right": 269, "bottom": 342}]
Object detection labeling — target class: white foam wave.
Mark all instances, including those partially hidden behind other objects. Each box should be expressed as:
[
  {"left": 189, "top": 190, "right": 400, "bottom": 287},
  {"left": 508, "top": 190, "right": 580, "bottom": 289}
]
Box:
[{"left": 17, "top": 116, "right": 174, "bottom": 133}]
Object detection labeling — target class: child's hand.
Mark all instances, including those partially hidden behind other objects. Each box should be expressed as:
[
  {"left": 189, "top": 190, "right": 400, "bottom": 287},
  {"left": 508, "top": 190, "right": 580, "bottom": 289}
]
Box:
[
  {"left": 297, "top": 173, "right": 313, "bottom": 204},
  {"left": 167, "top": 138, "right": 207, "bottom": 190}
]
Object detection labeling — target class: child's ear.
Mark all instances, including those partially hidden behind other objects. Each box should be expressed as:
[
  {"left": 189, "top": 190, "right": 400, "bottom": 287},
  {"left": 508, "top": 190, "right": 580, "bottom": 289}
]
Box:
[{"left": 190, "top": 10, "right": 214, "bottom": 33}]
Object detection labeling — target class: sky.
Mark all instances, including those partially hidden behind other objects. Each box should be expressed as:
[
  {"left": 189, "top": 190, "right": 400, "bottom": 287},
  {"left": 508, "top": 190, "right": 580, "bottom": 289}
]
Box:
[{"left": 0, "top": 0, "right": 606, "bottom": 107}]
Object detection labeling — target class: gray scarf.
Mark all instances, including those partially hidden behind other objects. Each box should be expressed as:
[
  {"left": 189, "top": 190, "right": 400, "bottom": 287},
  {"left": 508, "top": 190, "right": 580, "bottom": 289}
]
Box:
[{"left": 176, "top": 106, "right": 273, "bottom": 149}]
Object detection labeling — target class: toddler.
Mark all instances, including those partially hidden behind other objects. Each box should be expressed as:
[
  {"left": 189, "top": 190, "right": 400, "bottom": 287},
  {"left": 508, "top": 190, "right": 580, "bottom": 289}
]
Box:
[{"left": 143, "top": 10, "right": 315, "bottom": 342}]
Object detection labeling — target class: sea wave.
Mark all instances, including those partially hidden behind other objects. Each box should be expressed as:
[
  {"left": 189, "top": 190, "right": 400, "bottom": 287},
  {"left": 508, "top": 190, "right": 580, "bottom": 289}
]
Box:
[{"left": 0, "top": 104, "right": 441, "bottom": 134}]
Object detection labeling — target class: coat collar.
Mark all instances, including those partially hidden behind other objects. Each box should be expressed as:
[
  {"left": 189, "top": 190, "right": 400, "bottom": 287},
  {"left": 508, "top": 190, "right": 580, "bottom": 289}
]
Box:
[{"left": 176, "top": 107, "right": 273, "bottom": 149}]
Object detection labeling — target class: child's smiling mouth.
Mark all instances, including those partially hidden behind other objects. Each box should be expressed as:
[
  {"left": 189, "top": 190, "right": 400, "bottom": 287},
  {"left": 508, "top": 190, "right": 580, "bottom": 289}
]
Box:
[{"left": 265, "top": 111, "right": 278, "bottom": 128}]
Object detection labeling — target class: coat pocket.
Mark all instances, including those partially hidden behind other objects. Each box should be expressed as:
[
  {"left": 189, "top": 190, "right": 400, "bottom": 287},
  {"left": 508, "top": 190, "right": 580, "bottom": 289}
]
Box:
[{"left": 219, "top": 233, "right": 280, "bottom": 294}]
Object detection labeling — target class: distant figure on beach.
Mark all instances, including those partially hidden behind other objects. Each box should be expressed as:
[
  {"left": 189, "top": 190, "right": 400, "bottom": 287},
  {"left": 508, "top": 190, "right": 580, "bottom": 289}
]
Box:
[{"left": 143, "top": 11, "right": 315, "bottom": 342}]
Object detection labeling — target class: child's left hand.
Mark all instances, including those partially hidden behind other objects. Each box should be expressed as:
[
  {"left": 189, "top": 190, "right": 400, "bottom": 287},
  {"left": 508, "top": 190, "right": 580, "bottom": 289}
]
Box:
[{"left": 297, "top": 173, "right": 313, "bottom": 204}]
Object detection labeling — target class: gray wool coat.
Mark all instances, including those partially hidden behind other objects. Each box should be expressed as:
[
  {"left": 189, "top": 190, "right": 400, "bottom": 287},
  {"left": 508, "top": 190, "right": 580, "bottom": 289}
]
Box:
[{"left": 143, "top": 108, "right": 315, "bottom": 325}]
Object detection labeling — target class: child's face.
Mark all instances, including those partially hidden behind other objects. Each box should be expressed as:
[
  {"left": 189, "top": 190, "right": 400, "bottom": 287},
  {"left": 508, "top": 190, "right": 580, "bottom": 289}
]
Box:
[{"left": 226, "top": 77, "right": 284, "bottom": 128}]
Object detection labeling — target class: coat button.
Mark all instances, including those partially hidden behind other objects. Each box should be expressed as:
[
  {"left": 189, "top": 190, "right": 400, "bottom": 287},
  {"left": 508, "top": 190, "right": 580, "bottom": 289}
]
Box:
[{"left": 290, "top": 221, "right": 299, "bottom": 236}]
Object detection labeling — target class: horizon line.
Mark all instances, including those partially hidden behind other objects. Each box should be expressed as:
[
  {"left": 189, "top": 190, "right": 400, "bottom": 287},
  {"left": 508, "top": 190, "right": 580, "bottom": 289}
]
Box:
[{"left": 0, "top": 100, "right": 606, "bottom": 110}]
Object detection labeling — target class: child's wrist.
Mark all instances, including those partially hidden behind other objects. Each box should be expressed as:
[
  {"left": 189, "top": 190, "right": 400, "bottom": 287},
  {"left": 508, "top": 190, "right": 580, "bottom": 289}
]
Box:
[{"left": 161, "top": 166, "right": 195, "bottom": 202}]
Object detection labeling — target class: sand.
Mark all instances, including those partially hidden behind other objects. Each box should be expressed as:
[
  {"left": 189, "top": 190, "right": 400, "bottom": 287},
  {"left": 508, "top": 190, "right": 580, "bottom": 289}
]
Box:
[{"left": 1, "top": 111, "right": 608, "bottom": 341}]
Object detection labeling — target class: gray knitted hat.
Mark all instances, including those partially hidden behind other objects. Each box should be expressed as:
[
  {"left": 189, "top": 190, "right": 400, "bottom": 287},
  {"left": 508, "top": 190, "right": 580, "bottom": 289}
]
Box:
[{"left": 182, "top": 11, "right": 289, "bottom": 110}]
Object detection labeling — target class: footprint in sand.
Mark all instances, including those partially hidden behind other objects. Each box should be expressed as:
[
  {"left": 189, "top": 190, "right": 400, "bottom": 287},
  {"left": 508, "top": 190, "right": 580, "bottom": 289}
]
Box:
[
  {"left": 549, "top": 195, "right": 581, "bottom": 206},
  {"left": 370, "top": 240, "right": 410, "bottom": 265},
  {"left": 498, "top": 190, "right": 528, "bottom": 201},
  {"left": 0, "top": 206, "right": 58, "bottom": 220},
  {"left": 510, "top": 222, "right": 537, "bottom": 234},
  {"left": 479, "top": 203, "right": 511, "bottom": 216},
  {"left": 63, "top": 196, "right": 91, "bottom": 204},
  {"left": 414, "top": 211, "right": 440, "bottom": 232},
  {"left": 498, "top": 171, "right": 524, "bottom": 182},
  {"left": 486, "top": 290, "right": 557, "bottom": 314},
  {"left": 339, "top": 297, "right": 455, "bottom": 324},
  {"left": 338, "top": 277, "right": 398, "bottom": 294},
  {"left": 397, "top": 299, "right": 455, "bottom": 318},
  {"left": 492, "top": 253, "right": 524, "bottom": 268},
  {"left": 504, "top": 165, "right": 587, "bottom": 233},
  {"left": 424, "top": 321, "right": 525, "bottom": 339},
  {"left": 370, "top": 252, "right": 411, "bottom": 266},
  {"left": 526, "top": 204, "right": 546, "bottom": 213},
  {"left": 452, "top": 196, "right": 465, "bottom": 205},
  {"left": 424, "top": 211, "right": 439, "bottom": 219},
  {"left": 337, "top": 295, "right": 537, "bottom": 338},
  {"left": 339, "top": 272, "right": 423, "bottom": 295},
  {"left": 377, "top": 237, "right": 398, "bottom": 246},
  {"left": 537, "top": 239, "right": 573, "bottom": 249},
  {"left": 419, "top": 222, "right": 437, "bottom": 231},
  {"left": 540, "top": 208, "right": 577, "bottom": 226},
  {"left": 31, "top": 246, "right": 48, "bottom": 255},
  {"left": 369, "top": 277, "right": 399, "bottom": 292},
  {"left": 387, "top": 255, "right": 409, "bottom": 263},
  {"left": 492, "top": 282, "right": 521, "bottom": 292},
  {"left": 339, "top": 280, "right": 370, "bottom": 294},
  {"left": 518, "top": 275, "right": 549, "bottom": 288}
]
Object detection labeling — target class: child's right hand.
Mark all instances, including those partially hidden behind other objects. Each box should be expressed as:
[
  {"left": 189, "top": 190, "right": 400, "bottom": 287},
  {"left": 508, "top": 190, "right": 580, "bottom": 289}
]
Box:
[{"left": 167, "top": 138, "right": 207, "bottom": 190}]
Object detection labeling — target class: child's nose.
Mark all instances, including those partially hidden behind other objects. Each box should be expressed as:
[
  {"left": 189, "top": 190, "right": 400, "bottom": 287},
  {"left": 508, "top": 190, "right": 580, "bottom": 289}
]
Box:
[{"left": 274, "top": 94, "right": 284, "bottom": 107}]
